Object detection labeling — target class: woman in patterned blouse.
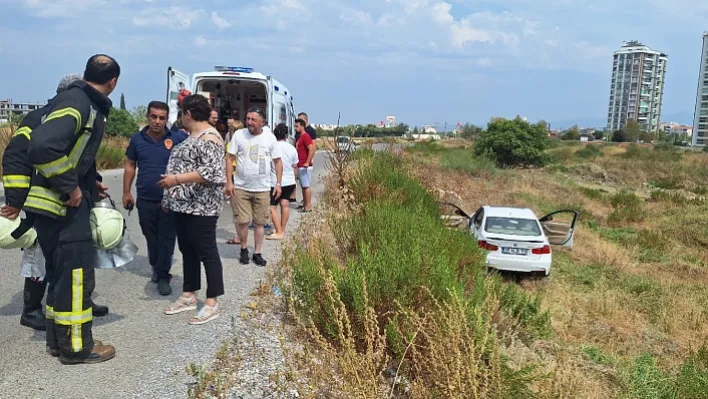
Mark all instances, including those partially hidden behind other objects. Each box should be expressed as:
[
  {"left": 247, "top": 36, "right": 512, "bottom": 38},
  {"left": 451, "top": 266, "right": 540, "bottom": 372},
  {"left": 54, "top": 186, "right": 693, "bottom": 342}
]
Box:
[{"left": 158, "top": 94, "right": 226, "bottom": 325}]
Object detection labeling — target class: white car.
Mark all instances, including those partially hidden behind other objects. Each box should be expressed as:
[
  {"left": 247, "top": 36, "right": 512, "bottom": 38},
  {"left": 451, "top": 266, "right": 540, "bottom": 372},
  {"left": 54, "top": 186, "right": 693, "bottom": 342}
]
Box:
[
  {"left": 336, "top": 136, "right": 358, "bottom": 153},
  {"left": 442, "top": 204, "right": 579, "bottom": 276}
]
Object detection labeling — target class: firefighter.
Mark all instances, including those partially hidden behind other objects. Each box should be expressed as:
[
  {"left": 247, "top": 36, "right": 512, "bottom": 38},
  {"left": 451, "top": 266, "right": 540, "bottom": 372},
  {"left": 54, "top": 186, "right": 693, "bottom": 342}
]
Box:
[
  {"left": 24, "top": 54, "right": 119, "bottom": 364},
  {"left": 1, "top": 74, "right": 110, "bottom": 332}
]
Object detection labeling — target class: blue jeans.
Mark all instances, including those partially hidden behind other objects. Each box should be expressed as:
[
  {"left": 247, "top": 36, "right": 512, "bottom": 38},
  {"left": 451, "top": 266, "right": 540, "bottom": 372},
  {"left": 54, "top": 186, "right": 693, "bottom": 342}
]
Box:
[{"left": 137, "top": 199, "right": 176, "bottom": 281}]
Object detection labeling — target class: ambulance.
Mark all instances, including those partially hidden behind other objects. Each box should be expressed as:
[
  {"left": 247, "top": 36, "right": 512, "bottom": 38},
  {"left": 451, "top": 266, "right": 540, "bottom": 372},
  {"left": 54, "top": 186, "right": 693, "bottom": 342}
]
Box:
[{"left": 166, "top": 65, "right": 296, "bottom": 140}]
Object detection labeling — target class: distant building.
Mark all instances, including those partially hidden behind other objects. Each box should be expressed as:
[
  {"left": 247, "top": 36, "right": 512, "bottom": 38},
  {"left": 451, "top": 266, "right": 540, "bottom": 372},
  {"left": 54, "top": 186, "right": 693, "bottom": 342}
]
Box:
[
  {"left": 607, "top": 41, "right": 668, "bottom": 133},
  {"left": 0, "top": 99, "right": 46, "bottom": 124},
  {"left": 411, "top": 133, "right": 441, "bottom": 141},
  {"left": 419, "top": 125, "right": 437, "bottom": 134},
  {"left": 659, "top": 122, "right": 692, "bottom": 137},
  {"left": 692, "top": 32, "right": 708, "bottom": 146}
]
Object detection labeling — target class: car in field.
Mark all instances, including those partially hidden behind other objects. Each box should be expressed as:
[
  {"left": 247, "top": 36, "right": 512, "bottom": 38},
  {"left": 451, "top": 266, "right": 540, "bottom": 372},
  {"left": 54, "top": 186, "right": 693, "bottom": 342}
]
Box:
[
  {"left": 441, "top": 204, "right": 579, "bottom": 276},
  {"left": 336, "top": 136, "right": 359, "bottom": 153}
]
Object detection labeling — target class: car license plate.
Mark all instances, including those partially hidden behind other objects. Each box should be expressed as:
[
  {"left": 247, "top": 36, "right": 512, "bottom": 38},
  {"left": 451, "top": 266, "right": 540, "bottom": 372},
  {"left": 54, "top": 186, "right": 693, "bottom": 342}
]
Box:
[{"left": 502, "top": 247, "right": 528, "bottom": 256}]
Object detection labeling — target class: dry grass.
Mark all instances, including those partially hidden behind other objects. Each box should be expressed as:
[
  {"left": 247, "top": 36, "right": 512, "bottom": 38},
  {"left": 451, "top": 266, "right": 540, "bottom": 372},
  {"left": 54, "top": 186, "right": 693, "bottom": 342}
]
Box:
[{"left": 404, "top": 140, "right": 708, "bottom": 396}]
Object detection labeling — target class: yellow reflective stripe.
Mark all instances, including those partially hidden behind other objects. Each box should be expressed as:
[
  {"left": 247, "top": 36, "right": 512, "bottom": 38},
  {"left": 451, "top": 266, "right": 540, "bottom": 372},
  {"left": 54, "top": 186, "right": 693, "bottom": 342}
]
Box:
[
  {"left": 35, "top": 155, "right": 73, "bottom": 178},
  {"left": 28, "top": 186, "right": 63, "bottom": 204},
  {"left": 13, "top": 126, "right": 31, "bottom": 140},
  {"left": 43, "top": 108, "right": 82, "bottom": 134},
  {"left": 2, "top": 175, "right": 31, "bottom": 188},
  {"left": 68, "top": 132, "right": 90, "bottom": 168},
  {"left": 25, "top": 187, "right": 68, "bottom": 216},
  {"left": 70, "top": 268, "right": 85, "bottom": 351},
  {"left": 46, "top": 305, "right": 55, "bottom": 320},
  {"left": 53, "top": 309, "right": 92, "bottom": 325}
]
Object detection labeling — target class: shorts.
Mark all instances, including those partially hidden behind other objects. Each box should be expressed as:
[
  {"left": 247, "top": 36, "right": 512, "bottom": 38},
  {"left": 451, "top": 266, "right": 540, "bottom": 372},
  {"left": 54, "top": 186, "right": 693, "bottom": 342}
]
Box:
[
  {"left": 270, "top": 184, "right": 296, "bottom": 206},
  {"left": 229, "top": 195, "right": 239, "bottom": 221},
  {"left": 298, "top": 167, "right": 313, "bottom": 188},
  {"left": 234, "top": 189, "right": 271, "bottom": 225}
]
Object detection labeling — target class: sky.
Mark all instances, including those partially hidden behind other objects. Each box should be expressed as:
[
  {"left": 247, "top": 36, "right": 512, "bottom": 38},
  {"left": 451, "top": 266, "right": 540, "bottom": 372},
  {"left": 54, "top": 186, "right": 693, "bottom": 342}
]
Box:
[{"left": 0, "top": 0, "right": 707, "bottom": 129}]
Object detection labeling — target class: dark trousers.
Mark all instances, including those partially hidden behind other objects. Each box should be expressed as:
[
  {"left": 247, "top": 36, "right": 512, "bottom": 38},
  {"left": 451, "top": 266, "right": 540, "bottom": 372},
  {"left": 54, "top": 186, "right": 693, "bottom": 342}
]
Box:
[
  {"left": 174, "top": 212, "right": 224, "bottom": 298},
  {"left": 137, "top": 199, "right": 176, "bottom": 281},
  {"left": 34, "top": 196, "right": 95, "bottom": 356}
]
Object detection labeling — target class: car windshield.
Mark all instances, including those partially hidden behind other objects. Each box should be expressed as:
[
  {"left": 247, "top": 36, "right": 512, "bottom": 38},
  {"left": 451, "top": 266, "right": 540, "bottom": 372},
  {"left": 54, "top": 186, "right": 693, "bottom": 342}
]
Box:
[
  {"left": 337, "top": 137, "right": 350, "bottom": 144},
  {"left": 484, "top": 217, "right": 541, "bottom": 236}
]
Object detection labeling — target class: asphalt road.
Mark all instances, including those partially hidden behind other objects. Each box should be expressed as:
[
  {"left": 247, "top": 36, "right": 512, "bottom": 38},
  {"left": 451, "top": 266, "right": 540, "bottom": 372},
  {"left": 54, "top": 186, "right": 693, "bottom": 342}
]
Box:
[{"left": 0, "top": 152, "right": 328, "bottom": 398}]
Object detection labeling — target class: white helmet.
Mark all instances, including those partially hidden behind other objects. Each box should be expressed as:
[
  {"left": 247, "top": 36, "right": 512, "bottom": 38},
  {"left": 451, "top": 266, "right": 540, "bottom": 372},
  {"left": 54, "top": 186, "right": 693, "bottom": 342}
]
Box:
[
  {"left": 0, "top": 216, "right": 38, "bottom": 249},
  {"left": 90, "top": 198, "right": 125, "bottom": 250}
]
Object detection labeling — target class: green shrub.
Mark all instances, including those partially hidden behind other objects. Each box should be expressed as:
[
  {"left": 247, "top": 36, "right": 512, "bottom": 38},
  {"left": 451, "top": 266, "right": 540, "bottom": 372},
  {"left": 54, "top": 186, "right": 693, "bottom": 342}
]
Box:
[
  {"left": 575, "top": 145, "right": 604, "bottom": 160},
  {"left": 105, "top": 108, "right": 138, "bottom": 137},
  {"left": 95, "top": 143, "right": 125, "bottom": 170},
  {"left": 648, "top": 177, "right": 682, "bottom": 190},
  {"left": 608, "top": 190, "right": 644, "bottom": 225},
  {"left": 287, "top": 151, "right": 551, "bottom": 393},
  {"left": 473, "top": 117, "right": 552, "bottom": 168},
  {"left": 440, "top": 148, "right": 499, "bottom": 176},
  {"left": 623, "top": 144, "right": 644, "bottom": 159},
  {"left": 579, "top": 187, "right": 606, "bottom": 201}
]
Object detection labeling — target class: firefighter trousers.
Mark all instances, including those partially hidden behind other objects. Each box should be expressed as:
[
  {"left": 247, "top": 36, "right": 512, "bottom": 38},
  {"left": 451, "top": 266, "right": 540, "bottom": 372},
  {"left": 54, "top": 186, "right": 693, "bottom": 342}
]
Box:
[{"left": 34, "top": 195, "right": 96, "bottom": 356}]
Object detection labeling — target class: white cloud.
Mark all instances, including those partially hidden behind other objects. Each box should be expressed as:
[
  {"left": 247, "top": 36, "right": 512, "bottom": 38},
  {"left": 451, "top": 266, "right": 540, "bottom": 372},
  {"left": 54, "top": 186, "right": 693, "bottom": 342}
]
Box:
[
  {"left": 431, "top": 2, "right": 453, "bottom": 24},
  {"left": 132, "top": 6, "right": 204, "bottom": 29},
  {"left": 210, "top": 11, "right": 230, "bottom": 30},
  {"left": 450, "top": 25, "right": 492, "bottom": 47}
]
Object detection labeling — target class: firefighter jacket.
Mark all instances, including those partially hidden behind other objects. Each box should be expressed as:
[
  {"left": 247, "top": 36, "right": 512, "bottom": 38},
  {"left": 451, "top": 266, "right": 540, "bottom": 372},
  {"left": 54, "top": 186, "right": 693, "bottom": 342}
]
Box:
[
  {"left": 1, "top": 105, "right": 48, "bottom": 208},
  {"left": 24, "top": 80, "right": 111, "bottom": 219}
]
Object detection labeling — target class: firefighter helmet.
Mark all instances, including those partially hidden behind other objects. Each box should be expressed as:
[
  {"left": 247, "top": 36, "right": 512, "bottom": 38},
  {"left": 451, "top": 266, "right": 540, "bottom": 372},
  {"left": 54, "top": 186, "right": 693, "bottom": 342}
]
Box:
[
  {"left": 0, "top": 216, "right": 38, "bottom": 249},
  {"left": 89, "top": 198, "right": 125, "bottom": 250}
]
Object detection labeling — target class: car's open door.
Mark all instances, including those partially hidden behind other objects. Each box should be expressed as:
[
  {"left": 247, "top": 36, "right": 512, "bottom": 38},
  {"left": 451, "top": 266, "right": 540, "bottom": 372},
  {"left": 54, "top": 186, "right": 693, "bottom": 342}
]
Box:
[
  {"left": 439, "top": 202, "right": 471, "bottom": 231},
  {"left": 166, "top": 67, "right": 190, "bottom": 126},
  {"left": 539, "top": 210, "right": 580, "bottom": 248}
]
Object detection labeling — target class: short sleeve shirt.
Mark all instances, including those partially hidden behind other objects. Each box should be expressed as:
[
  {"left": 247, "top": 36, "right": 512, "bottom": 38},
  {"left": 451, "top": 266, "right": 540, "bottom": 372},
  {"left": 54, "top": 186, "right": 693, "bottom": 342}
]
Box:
[
  {"left": 228, "top": 128, "right": 280, "bottom": 192},
  {"left": 126, "top": 127, "right": 188, "bottom": 202},
  {"left": 296, "top": 132, "right": 314, "bottom": 167},
  {"left": 305, "top": 125, "right": 317, "bottom": 140},
  {"left": 162, "top": 128, "right": 226, "bottom": 216}
]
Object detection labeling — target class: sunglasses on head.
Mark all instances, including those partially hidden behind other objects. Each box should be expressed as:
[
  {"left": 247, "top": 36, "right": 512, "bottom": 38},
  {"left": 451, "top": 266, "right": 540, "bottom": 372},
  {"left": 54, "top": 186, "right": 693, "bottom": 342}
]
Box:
[{"left": 247, "top": 107, "right": 266, "bottom": 119}]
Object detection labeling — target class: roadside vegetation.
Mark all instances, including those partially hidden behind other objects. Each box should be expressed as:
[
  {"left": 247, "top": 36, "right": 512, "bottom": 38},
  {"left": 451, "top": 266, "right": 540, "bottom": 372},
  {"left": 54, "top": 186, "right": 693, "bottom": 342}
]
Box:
[{"left": 394, "top": 121, "right": 708, "bottom": 397}]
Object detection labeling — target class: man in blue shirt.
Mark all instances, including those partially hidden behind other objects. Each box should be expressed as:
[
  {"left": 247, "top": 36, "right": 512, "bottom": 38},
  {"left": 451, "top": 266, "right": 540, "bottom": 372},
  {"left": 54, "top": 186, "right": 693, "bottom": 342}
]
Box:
[{"left": 123, "top": 101, "right": 188, "bottom": 296}]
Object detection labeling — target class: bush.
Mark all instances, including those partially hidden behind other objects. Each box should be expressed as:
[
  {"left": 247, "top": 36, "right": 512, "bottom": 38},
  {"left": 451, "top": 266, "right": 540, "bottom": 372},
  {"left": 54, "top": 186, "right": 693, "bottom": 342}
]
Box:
[
  {"left": 105, "top": 108, "right": 138, "bottom": 137},
  {"left": 608, "top": 190, "right": 644, "bottom": 225},
  {"left": 286, "top": 151, "right": 551, "bottom": 394},
  {"left": 473, "top": 117, "right": 552, "bottom": 168},
  {"left": 439, "top": 147, "right": 499, "bottom": 176},
  {"left": 575, "top": 144, "right": 604, "bottom": 160}
]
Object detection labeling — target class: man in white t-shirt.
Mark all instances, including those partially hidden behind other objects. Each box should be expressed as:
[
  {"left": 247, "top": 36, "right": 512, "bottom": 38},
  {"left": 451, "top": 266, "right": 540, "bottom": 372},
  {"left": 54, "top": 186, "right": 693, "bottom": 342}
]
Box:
[
  {"left": 266, "top": 124, "right": 299, "bottom": 240},
  {"left": 225, "top": 107, "right": 283, "bottom": 267}
]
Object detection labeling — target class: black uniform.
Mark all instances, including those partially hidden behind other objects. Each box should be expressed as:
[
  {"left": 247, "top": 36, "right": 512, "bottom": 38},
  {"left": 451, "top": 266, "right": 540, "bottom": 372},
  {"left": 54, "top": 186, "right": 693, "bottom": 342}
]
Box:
[
  {"left": 2, "top": 105, "right": 50, "bottom": 330},
  {"left": 24, "top": 80, "right": 111, "bottom": 358}
]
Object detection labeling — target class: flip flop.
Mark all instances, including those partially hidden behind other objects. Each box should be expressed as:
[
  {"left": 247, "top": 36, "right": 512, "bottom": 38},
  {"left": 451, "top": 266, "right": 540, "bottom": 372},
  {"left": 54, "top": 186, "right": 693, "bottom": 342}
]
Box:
[{"left": 226, "top": 238, "right": 240, "bottom": 245}]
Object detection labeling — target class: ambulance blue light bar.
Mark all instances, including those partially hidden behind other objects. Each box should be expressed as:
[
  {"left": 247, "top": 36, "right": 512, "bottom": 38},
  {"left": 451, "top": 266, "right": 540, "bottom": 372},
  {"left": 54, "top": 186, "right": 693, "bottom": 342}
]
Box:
[{"left": 214, "top": 66, "right": 254, "bottom": 73}]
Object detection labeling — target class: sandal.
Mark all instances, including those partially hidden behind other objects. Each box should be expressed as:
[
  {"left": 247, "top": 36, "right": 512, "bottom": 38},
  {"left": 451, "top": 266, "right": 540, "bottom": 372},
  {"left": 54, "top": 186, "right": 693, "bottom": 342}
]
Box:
[
  {"left": 164, "top": 295, "right": 197, "bottom": 315},
  {"left": 226, "top": 238, "right": 240, "bottom": 245},
  {"left": 189, "top": 303, "right": 220, "bottom": 325}
]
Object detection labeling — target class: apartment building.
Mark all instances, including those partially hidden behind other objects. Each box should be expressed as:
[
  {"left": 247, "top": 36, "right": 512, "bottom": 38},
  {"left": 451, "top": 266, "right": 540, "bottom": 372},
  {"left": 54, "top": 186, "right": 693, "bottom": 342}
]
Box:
[
  {"left": 692, "top": 32, "right": 708, "bottom": 146},
  {"left": 607, "top": 41, "right": 668, "bottom": 133},
  {"left": 0, "top": 99, "right": 45, "bottom": 124},
  {"left": 659, "top": 122, "right": 692, "bottom": 137}
]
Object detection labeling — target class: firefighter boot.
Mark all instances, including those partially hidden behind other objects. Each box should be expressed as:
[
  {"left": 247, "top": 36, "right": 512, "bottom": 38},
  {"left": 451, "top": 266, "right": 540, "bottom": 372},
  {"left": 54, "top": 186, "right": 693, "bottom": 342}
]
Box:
[
  {"left": 59, "top": 341, "right": 116, "bottom": 365},
  {"left": 20, "top": 278, "right": 46, "bottom": 331}
]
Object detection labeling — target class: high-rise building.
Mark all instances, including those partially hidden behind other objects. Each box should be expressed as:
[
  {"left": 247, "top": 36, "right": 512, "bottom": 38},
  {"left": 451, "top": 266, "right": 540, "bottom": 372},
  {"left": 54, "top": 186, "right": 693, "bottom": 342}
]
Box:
[
  {"left": 606, "top": 41, "right": 668, "bottom": 134},
  {"left": 692, "top": 33, "right": 708, "bottom": 146}
]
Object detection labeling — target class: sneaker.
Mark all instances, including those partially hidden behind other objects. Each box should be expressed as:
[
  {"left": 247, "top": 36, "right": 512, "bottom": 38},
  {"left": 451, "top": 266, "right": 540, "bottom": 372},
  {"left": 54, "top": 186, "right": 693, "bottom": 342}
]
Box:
[
  {"left": 157, "top": 280, "right": 172, "bottom": 296},
  {"left": 252, "top": 253, "right": 267, "bottom": 267},
  {"left": 239, "top": 248, "right": 250, "bottom": 265},
  {"left": 188, "top": 303, "right": 220, "bottom": 325},
  {"left": 164, "top": 295, "right": 198, "bottom": 315}
]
